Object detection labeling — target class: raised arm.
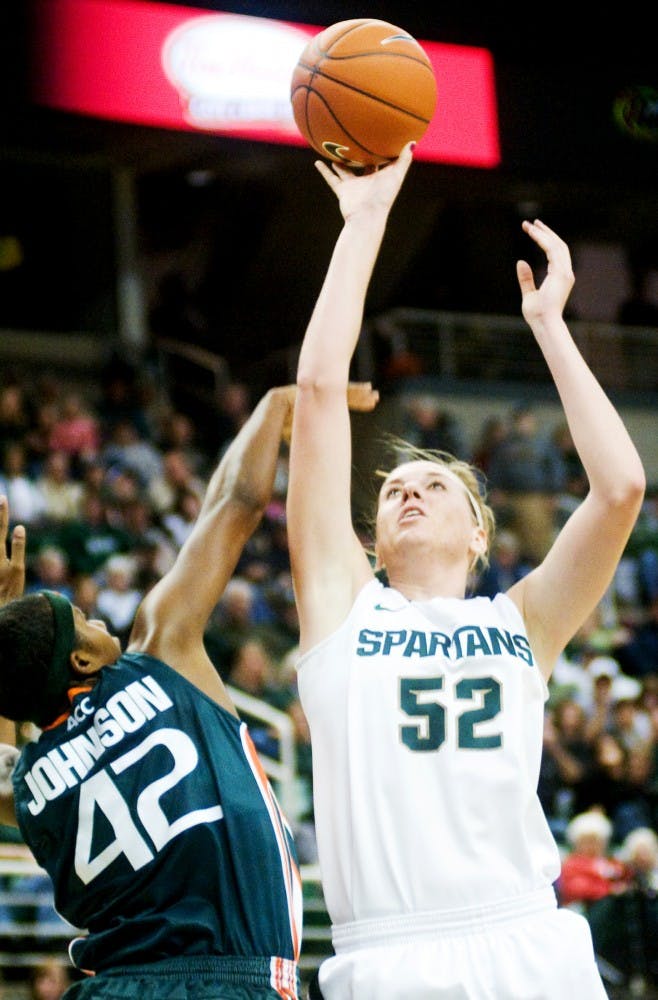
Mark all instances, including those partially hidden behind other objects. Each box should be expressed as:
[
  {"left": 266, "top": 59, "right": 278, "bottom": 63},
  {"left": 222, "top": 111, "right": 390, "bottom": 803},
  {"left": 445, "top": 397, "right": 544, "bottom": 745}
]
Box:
[
  {"left": 287, "top": 145, "right": 414, "bottom": 653},
  {"left": 507, "top": 220, "right": 645, "bottom": 678},
  {"left": 128, "top": 386, "right": 294, "bottom": 709}
]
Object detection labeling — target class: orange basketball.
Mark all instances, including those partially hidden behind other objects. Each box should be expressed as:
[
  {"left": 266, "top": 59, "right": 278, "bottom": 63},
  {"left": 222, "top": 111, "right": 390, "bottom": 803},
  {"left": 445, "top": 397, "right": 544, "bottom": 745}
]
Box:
[{"left": 290, "top": 18, "right": 437, "bottom": 169}]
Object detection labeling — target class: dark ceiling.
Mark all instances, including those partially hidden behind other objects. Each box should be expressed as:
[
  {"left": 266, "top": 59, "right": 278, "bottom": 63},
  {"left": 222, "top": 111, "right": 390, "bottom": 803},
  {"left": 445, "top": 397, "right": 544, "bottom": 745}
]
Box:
[{"left": 1, "top": 2, "right": 657, "bottom": 391}]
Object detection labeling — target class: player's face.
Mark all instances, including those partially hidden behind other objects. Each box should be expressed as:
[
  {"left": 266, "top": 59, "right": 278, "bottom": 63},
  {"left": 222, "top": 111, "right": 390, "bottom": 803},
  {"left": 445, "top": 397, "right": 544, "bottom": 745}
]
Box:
[
  {"left": 376, "top": 460, "right": 480, "bottom": 561},
  {"left": 72, "top": 606, "right": 122, "bottom": 662}
]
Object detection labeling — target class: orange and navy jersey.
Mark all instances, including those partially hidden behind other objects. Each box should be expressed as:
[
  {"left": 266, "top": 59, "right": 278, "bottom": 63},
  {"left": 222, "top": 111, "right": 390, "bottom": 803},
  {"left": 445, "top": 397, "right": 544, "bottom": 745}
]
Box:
[{"left": 13, "top": 652, "right": 302, "bottom": 984}]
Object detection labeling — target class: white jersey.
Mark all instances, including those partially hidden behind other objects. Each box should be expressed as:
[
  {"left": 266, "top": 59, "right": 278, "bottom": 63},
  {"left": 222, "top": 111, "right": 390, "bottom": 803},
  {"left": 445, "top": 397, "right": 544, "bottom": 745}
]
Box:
[{"left": 296, "top": 577, "right": 561, "bottom": 926}]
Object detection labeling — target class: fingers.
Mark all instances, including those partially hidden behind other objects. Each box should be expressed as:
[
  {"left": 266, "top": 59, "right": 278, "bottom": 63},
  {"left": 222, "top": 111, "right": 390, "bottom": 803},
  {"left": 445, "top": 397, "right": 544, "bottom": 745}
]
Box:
[
  {"left": 10, "top": 524, "right": 26, "bottom": 571},
  {"left": 516, "top": 259, "right": 536, "bottom": 296},
  {"left": 522, "top": 218, "right": 565, "bottom": 252},
  {"left": 346, "top": 381, "right": 380, "bottom": 412},
  {"left": 397, "top": 140, "right": 416, "bottom": 165},
  {"left": 0, "top": 496, "right": 8, "bottom": 547},
  {"left": 314, "top": 160, "right": 340, "bottom": 191}
]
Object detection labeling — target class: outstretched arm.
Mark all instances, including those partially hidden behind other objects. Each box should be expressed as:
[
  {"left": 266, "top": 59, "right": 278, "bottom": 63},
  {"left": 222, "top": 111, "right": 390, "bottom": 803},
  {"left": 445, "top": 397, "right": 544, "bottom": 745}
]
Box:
[
  {"left": 507, "top": 220, "right": 645, "bottom": 678},
  {"left": 129, "top": 386, "right": 294, "bottom": 709},
  {"left": 288, "top": 144, "right": 414, "bottom": 653}
]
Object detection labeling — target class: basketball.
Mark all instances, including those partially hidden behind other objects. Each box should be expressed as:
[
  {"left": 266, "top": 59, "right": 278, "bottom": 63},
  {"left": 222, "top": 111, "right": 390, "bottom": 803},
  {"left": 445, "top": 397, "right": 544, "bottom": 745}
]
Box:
[{"left": 290, "top": 18, "right": 437, "bottom": 169}]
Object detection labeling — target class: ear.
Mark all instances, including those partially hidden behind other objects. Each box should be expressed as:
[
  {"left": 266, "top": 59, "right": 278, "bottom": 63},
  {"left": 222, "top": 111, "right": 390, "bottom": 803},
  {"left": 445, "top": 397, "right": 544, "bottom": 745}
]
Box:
[
  {"left": 70, "top": 648, "right": 103, "bottom": 677},
  {"left": 469, "top": 527, "right": 488, "bottom": 558}
]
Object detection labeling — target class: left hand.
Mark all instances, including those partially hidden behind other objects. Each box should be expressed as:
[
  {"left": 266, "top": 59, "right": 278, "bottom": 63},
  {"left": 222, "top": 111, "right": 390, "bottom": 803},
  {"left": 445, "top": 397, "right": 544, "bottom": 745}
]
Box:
[
  {"left": 516, "top": 219, "right": 575, "bottom": 328},
  {"left": 0, "top": 497, "right": 26, "bottom": 607}
]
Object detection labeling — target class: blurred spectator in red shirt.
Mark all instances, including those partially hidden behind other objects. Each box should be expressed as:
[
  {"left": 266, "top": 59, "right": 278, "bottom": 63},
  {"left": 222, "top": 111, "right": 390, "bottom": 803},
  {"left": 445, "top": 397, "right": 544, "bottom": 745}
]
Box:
[
  {"left": 559, "top": 809, "right": 629, "bottom": 907},
  {"left": 49, "top": 391, "right": 100, "bottom": 468}
]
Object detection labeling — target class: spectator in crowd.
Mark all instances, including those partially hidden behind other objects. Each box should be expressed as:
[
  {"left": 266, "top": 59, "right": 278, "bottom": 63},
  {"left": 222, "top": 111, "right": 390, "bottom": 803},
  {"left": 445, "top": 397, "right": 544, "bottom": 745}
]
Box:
[
  {"left": 147, "top": 447, "right": 206, "bottom": 518},
  {"left": 609, "top": 688, "right": 653, "bottom": 754},
  {"left": 615, "top": 594, "right": 658, "bottom": 679},
  {"left": 78, "top": 457, "right": 106, "bottom": 503},
  {"left": 101, "top": 418, "right": 163, "bottom": 491},
  {"left": 70, "top": 573, "right": 101, "bottom": 621},
  {"left": 102, "top": 466, "right": 143, "bottom": 514},
  {"left": 28, "top": 958, "right": 74, "bottom": 1000},
  {"left": 95, "top": 553, "right": 143, "bottom": 646},
  {"left": 487, "top": 400, "right": 567, "bottom": 563},
  {"left": 96, "top": 355, "right": 155, "bottom": 442},
  {"left": 473, "top": 527, "right": 533, "bottom": 597},
  {"left": 584, "top": 655, "right": 634, "bottom": 738},
  {"left": 25, "top": 545, "right": 73, "bottom": 601},
  {"left": 620, "top": 825, "right": 658, "bottom": 892},
  {"left": 0, "top": 440, "right": 46, "bottom": 526},
  {"left": 573, "top": 731, "right": 644, "bottom": 841},
  {"left": 558, "top": 809, "right": 629, "bottom": 907},
  {"left": 589, "top": 825, "right": 658, "bottom": 992},
  {"left": 35, "top": 451, "right": 83, "bottom": 524},
  {"left": 114, "top": 495, "right": 177, "bottom": 586},
  {"left": 539, "top": 697, "right": 595, "bottom": 841},
  {"left": 258, "top": 507, "right": 291, "bottom": 579},
  {"left": 22, "top": 400, "right": 61, "bottom": 477},
  {"left": 47, "top": 391, "right": 100, "bottom": 471},
  {"left": 399, "top": 393, "right": 469, "bottom": 460},
  {"left": 157, "top": 409, "right": 208, "bottom": 478},
  {"left": 262, "top": 573, "right": 300, "bottom": 663},
  {"left": 215, "top": 381, "right": 253, "bottom": 456},
  {"left": 618, "top": 742, "right": 658, "bottom": 836},
  {"left": 0, "top": 382, "right": 30, "bottom": 456},
  {"left": 162, "top": 486, "right": 203, "bottom": 549},
  {"left": 225, "top": 637, "right": 296, "bottom": 758},
  {"left": 55, "top": 492, "right": 133, "bottom": 578},
  {"left": 205, "top": 577, "right": 272, "bottom": 678},
  {"left": 471, "top": 413, "right": 507, "bottom": 478}
]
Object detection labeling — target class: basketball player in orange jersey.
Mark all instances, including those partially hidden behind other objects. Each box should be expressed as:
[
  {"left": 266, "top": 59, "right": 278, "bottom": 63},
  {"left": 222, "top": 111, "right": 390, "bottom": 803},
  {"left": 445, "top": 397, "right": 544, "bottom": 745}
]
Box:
[{"left": 287, "top": 140, "right": 645, "bottom": 998}]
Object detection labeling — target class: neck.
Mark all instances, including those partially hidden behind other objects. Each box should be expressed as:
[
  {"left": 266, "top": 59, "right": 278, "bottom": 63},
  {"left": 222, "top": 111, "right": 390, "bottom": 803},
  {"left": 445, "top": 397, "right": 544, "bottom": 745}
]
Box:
[{"left": 385, "top": 555, "right": 470, "bottom": 601}]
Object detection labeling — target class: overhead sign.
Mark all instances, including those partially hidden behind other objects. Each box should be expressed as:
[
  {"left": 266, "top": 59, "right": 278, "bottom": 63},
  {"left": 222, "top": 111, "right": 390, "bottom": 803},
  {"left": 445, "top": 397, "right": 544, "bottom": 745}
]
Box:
[{"left": 29, "top": 0, "right": 501, "bottom": 168}]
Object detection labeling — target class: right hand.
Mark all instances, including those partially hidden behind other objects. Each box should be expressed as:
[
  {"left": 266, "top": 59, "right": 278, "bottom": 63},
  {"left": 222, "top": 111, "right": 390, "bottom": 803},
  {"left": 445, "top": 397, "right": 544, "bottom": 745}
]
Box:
[
  {"left": 0, "top": 497, "right": 25, "bottom": 607},
  {"left": 315, "top": 141, "right": 415, "bottom": 222},
  {"left": 347, "top": 381, "right": 380, "bottom": 414}
]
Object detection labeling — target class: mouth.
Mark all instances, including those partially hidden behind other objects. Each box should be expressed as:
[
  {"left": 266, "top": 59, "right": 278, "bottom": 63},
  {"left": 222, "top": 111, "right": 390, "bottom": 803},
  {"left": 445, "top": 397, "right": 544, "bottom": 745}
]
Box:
[{"left": 399, "top": 506, "right": 424, "bottom": 524}]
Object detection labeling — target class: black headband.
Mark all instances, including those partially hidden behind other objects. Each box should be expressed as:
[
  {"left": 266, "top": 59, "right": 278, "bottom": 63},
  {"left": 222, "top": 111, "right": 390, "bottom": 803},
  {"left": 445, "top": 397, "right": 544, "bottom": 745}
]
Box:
[{"left": 35, "top": 591, "right": 75, "bottom": 728}]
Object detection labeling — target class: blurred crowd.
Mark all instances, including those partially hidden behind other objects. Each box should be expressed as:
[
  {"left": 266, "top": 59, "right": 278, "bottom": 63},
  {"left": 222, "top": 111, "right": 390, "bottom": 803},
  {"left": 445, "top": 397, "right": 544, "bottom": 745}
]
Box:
[{"left": 0, "top": 359, "right": 655, "bottom": 990}]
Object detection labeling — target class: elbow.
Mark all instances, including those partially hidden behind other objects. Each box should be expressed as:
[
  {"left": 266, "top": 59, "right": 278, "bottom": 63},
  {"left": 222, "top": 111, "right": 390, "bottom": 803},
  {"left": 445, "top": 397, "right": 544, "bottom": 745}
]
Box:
[
  {"left": 295, "top": 368, "right": 346, "bottom": 396},
  {"left": 623, "top": 465, "right": 647, "bottom": 512},
  {"left": 605, "top": 466, "right": 646, "bottom": 518}
]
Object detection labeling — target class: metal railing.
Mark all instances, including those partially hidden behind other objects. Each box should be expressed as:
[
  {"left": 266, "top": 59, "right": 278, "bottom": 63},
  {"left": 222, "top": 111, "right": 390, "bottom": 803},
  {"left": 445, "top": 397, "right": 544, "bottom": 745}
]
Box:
[{"left": 226, "top": 684, "right": 300, "bottom": 822}]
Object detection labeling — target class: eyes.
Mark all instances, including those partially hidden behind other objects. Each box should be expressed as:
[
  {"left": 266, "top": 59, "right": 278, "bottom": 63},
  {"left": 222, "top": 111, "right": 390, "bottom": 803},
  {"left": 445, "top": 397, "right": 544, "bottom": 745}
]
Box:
[{"left": 384, "top": 479, "right": 447, "bottom": 500}]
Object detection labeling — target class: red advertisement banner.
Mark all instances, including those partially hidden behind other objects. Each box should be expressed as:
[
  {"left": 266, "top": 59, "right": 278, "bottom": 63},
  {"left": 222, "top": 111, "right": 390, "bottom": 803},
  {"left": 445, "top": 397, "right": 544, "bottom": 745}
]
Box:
[{"left": 30, "top": 0, "right": 501, "bottom": 167}]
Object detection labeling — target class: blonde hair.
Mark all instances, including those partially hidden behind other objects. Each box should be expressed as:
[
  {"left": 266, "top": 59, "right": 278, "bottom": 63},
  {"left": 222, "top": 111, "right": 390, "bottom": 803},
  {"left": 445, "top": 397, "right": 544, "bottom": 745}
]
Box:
[{"left": 364, "top": 435, "right": 495, "bottom": 574}]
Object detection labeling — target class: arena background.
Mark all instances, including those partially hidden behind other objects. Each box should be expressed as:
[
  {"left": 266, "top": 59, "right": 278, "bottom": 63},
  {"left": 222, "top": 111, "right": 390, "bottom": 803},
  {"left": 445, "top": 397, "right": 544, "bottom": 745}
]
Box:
[{"left": 0, "top": 1, "right": 656, "bottom": 466}]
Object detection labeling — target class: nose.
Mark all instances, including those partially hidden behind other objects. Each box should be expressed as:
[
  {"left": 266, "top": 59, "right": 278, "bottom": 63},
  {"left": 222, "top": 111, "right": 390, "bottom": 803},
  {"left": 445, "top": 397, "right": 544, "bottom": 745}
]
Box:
[{"left": 402, "top": 483, "right": 421, "bottom": 500}]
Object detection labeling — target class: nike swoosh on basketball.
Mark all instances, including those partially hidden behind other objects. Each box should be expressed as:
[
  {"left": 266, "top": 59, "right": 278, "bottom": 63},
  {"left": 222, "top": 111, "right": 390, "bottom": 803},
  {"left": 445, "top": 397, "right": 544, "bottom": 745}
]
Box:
[{"left": 374, "top": 603, "right": 406, "bottom": 612}]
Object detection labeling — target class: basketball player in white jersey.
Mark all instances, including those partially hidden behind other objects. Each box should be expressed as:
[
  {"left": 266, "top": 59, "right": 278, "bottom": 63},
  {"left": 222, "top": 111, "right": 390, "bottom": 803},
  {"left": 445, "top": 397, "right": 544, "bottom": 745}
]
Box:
[{"left": 287, "top": 141, "right": 645, "bottom": 998}]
